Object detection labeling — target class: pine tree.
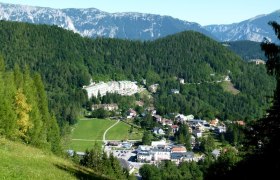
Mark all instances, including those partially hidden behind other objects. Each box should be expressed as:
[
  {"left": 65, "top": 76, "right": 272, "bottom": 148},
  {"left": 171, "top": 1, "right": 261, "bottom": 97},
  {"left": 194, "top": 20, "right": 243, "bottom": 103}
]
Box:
[
  {"left": 2, "top": 72, "right": 17, "bottom": 138},
  {"left": 23, "top": 67, "right": 43, "bottom": 147},
  {"left": 47, "top": 114, "right": 62, "bottom": 154}
]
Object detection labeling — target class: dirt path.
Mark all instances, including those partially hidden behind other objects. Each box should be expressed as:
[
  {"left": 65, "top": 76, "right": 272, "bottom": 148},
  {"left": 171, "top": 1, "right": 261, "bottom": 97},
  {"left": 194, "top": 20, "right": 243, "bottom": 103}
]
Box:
[{"left": 102, "top": 120, "right": 120, "bottom": 144}]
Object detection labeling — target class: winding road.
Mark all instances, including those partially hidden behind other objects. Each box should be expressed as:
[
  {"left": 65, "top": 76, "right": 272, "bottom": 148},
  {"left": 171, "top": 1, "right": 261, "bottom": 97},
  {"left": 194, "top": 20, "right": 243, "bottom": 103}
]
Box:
[{"left": 103, "top": 120, "right": 120, "bottom": 144}]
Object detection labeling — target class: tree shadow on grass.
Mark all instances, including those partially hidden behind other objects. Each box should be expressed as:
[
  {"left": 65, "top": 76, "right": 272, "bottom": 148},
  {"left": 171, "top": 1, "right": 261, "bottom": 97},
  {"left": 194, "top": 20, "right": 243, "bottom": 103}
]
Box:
[{"left": 54, "top": 163, "right": 110, "bottom": 180}]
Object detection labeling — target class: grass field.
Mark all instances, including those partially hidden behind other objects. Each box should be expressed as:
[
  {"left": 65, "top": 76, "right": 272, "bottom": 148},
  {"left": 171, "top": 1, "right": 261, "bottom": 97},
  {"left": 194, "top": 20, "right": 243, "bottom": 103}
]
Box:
[
  {"left": 69, "top": 118, "right": 115, "bottom": 151},
  {"left": 106, "top": 121, "right": 143, "bottom": 140},
  {"left": 0, "top": 138, "right": 107, "bottom": 180},
  {"left": 69, "top": 140, "right": 103, "bottom": 152},
  {"left": 71, "top": 118, "right": 115, "bottom": 140}
]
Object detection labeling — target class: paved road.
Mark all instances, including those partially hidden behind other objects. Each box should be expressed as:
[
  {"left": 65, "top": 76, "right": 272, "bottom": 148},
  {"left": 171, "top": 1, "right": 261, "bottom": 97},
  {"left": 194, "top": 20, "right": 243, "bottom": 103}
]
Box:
[{"left": 103, "top": 120, "right": 120, "bottom": 144}]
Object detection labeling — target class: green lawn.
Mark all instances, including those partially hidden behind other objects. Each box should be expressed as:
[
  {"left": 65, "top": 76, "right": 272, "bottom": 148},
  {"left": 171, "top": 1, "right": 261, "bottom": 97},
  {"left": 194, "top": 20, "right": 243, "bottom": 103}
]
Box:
[
  {"left": 106, "top": 121, "right": 143, "bottom": 140},
  {"left": 71, "top": 118, "right": 115, "bottom": 140},
  {"left": 69, "top": 118, "right": 115, "bottom": 151},
  {"left": 69, "top": 140, "right": 103, "bottom": 152}
]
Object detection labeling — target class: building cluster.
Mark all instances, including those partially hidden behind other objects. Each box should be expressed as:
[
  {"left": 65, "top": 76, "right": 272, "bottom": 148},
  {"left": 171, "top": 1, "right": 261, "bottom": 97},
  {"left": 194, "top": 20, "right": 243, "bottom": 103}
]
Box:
[
  {"left": 92, "top": 103, "right": 119, "bottom": 111},
  {"left": 136, "top": 139, "right": 195, "bottom": 164},
  {"left": 83, "top": 81, "right": 141, "bottom": 98}
]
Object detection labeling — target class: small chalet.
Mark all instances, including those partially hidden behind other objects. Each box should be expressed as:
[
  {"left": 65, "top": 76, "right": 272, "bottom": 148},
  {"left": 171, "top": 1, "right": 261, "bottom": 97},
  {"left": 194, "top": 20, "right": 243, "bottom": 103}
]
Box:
[
  {"left": 162, "top": 119, "right": 173, "bottom": 126},
  {"left": 170, "top": 89, "right": 180, "bottom": 94},
  {"left": 127, "top": 109, "right": 137, "bottom": 119},
  {"left": 148, "top": 84, "right": 159, "bottom": 93},
  {"left": 235, "top": 120, "right": 245, "bottom": 126},
  {"left": 171, "top": 125, "right": 179, "bottom": 133},
  {"left": 210, "top": 118, "right": 219, "bottom": 127},
  {"left": 153, "top": 115, "right": 162, "bottom": 122},
  {"left": 153, "top": 127, "right": 165, "bottom": 135}
]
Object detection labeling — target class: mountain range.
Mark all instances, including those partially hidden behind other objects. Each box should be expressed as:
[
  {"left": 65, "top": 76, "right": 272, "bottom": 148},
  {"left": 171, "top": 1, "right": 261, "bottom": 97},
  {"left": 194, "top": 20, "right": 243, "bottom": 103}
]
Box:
[{"left": 0, "top": 2, "right": 279, "bottom": 41}]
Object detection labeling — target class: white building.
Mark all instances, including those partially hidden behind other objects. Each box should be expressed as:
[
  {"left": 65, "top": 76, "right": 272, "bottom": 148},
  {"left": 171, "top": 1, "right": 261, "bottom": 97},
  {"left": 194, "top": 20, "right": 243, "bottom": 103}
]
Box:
[
  {"left": 83, "top": 81, "right": 140, "bottom": 98},
  {"left": 151, "top": 139, "right": 166, "bottom": 147}
]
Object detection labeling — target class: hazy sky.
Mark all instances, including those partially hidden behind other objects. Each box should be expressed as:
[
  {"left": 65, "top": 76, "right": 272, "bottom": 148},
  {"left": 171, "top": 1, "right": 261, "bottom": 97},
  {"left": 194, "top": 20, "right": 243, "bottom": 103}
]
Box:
[{"left": 0, "top": 0, "right": 279, "bottom": 25}]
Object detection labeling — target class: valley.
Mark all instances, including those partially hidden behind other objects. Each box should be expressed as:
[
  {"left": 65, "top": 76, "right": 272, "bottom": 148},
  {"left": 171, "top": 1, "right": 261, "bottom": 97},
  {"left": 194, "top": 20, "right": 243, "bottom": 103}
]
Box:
[{"left": 0, "top": 5, "right": 279, "bottom": 178}]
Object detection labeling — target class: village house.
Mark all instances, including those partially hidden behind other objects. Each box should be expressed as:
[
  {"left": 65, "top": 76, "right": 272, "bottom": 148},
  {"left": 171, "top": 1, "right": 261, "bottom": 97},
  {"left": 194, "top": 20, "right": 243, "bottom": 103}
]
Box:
[
  {"left": 249, "top": 59, "right": 266, "bottom": 65},
  {"left": 171, "top": 152, "right": 195, "bottom": 165},
  {"left": 192, "top": 129, "right": 203, "bottom": 138},
  {"left": 171, "top": 125, "right": 179, "bottom": 133},
  {"left": 127, "top": 109, "right": 137, "bottom": 119},
  {"left": 215, "top": 126, "right": 227, "bottom": 133},
  {"left": 235, "top": 120, "right": 245, "bottom": 126},
  {"left": 153, "top": 127, "right": 165, "bottom": 135},
  {"left": 151, "top": 139, "right": 166, "bottom": 147},
  {"left": 137, "top": 145, "right": 151, "bottom": 153},
  {"left": 151, "top": 146, "right": 171, "bottom": 161},
  {"left": 171, "top": 146, "right": 187, "bottom": 153},
  {"left": 170, "top": 89, "right": 180, "bottom": 94},
  {"left": 137, "top": 151, "right": 152, "bottom": 162},
  {"left": 148, "top": 84, "right": 159, "bottom": 93},
  {"left": 212, "top": 149, "right": 221, "bottom": 159},
  {"left": 122, "top": 142, "right": 133, "bottom": 149},
  {"left": 162, "top": 118, "right": 173, "bottom": 126},
  {"left": 153, "top": 115, "right": 162, "bottom": 123},
  {"left": 175, "top": 114, "right": 188, "bottom": 123},
  {"left": 210, "top": 118, "right": 219, "bottom": 127},
  {"left": 179, "top": 78, "right": 185, "bottom": 84}
]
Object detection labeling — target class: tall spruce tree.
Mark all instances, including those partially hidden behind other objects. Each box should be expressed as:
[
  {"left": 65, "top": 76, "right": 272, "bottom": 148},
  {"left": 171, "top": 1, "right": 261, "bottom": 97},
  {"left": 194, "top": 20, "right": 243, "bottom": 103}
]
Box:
[{"left": 23, "top": 66, "right": 44, "bottom": 147}]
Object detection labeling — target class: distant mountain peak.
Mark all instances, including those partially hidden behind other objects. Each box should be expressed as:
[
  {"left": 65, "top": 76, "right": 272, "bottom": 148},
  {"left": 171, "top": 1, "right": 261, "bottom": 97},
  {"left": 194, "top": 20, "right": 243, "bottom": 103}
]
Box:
[
  {"left": 0, "top": 2, "right": 213, "bottom": 40},
  {"left": 205, "top": 10, "right": 280, "bottom": 42}
]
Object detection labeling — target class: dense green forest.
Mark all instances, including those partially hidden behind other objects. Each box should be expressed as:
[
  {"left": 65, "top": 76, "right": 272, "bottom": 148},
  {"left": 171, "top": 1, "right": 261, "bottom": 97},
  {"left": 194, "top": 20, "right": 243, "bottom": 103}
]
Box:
[
  {"left": 224, "top": 40, "right": 266, "bottom": 61},
  {"left": 0, "top": 56, "right": 61, "bottom": 154},
  {"left": 0, "top": 20, "right": 275, "bottom": 127}
]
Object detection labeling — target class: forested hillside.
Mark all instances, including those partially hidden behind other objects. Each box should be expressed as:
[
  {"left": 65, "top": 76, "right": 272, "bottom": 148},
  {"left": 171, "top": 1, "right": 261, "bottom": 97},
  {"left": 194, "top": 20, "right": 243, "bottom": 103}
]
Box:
[
  {"left": 0, "top": 56, "right": 60, "bottom": 154},
  {"left": 224, "top": 41, "right": 266, "bottom": 61},
  {"left": 0, "top": 21, "right": 275, "bottom": 125}
]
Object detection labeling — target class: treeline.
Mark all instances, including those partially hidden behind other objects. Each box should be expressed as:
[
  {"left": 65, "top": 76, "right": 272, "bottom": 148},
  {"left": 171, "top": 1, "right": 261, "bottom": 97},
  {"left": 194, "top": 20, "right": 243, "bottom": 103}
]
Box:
[
  {"left": 0, "top": 56, "right": 61, "bottom": 154},
  {"left": 78, "top": 143, "right": 132, "bottom": 180},
  {"left": 0, "top": 20, "right": 275, "bottom": 125},
  {"left": 140, "top": 161, "right": 203, "bottom": 180}
]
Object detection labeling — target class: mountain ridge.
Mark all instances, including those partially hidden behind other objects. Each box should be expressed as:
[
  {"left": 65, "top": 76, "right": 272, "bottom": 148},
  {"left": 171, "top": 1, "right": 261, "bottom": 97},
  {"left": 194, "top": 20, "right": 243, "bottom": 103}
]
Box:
[
  {"left": 0, "top": 2, "right": 214, "bottom": 40},
  {"left": 205, "top": 10, "right": 280, "bottom": 42}
]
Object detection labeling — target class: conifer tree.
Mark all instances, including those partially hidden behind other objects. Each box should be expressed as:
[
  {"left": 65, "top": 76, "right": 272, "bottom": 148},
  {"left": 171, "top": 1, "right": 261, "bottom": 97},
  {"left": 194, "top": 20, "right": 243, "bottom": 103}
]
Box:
[
  {"left": 2, "top": 72, "right": 17, "bottom": 138},
  {"left": 23, "top": 67, "right": 43, "bottom": 147}
]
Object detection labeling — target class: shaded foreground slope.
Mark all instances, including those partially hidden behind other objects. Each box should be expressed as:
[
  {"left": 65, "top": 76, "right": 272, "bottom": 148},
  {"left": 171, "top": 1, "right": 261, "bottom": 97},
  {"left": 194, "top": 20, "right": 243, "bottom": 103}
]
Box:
[{"left": 0, "top": 138, "right": 108, "bottom": 179}]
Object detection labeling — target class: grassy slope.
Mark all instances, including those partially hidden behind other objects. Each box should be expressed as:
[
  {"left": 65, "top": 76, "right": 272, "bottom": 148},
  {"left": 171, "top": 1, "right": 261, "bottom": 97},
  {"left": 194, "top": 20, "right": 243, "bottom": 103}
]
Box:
[
  {"left": 221, "top": 81, "right": 240, "bottom": 95},
  {"left": 0, "top": 138, "right": 107, "bottom": 180},
  {"left": 106, "top": 122, "right": 143, "bottom": 141}
]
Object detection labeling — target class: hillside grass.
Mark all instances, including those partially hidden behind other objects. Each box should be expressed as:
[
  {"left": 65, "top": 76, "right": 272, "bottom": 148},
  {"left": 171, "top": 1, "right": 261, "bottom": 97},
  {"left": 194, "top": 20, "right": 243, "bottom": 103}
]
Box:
[
  {"left": 0, "top": 138, "right": 107, "bottom": 180},
  {"left": 221, "top": 81, "right": 240, "bottom": 95},
  {"left": 106, "top": 121, "right": 143, "bottom": 140}
]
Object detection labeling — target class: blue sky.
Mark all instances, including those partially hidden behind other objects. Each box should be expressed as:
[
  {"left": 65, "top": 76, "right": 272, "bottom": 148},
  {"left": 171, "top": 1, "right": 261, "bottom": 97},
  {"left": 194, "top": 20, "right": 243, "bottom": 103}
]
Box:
[{"left": 0, "top": 0, "right": 279, "bottom": 25}]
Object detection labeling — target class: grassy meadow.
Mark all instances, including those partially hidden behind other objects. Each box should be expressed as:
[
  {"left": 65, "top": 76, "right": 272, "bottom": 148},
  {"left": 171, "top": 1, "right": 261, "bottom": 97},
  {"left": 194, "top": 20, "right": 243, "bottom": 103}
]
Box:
[{"left": 106, "top": 121, "right": 143, "bottom": 141}]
